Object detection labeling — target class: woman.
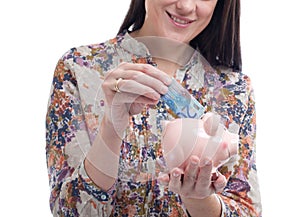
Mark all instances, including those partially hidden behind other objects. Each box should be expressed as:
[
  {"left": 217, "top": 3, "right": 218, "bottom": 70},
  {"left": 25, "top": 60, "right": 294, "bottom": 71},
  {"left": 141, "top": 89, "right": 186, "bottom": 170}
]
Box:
[{"left": 46, "top": 0, "right": 262, "bottom": 216}]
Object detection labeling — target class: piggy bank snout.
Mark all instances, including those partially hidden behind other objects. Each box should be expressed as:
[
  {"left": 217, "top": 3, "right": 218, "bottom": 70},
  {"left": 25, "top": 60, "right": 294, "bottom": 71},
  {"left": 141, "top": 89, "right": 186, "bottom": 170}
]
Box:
[{"left": 202, "top": 112, "right": 220, "bottom": 136}]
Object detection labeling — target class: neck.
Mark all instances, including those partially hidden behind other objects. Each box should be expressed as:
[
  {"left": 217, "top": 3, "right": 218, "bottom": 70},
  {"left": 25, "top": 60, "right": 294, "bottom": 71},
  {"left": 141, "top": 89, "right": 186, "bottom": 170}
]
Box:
[
  {"left": 153, "top": 57, "right": 180, "bottom": 77},
  {"left": 129, "top": 31, "right": 195, "bottom": 76},
  {"left": 130, "top": 31, "right": 195, "bottom": 65},
  {"left": 136, "top": 36, "right": 194, "bottom": 66}
]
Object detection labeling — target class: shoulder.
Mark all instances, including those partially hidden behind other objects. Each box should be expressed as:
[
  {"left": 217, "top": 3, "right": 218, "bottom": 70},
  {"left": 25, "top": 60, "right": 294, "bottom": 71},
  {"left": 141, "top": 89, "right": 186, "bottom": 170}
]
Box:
[
  {"left": 55, "top": 33, "right": 125, "bottom": 79},
  {"left": 211, "top": 67, "right": 255, "bottom": 124},
  {"left": 216, "top": 67, "right": 254, "bottom": 97},
  {"left": 60, "top": 36, "right": 120, "bottom": 66}
]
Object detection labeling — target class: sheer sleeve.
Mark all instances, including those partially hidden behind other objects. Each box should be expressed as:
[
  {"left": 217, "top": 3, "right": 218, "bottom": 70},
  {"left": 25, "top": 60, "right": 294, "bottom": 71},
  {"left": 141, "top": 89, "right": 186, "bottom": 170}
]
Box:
[
  {"left": 218, "top": 79, "right": 262, "bottom": 216},
  {"left": 45, "top": 52, "right": 116, "bottom": 216}
]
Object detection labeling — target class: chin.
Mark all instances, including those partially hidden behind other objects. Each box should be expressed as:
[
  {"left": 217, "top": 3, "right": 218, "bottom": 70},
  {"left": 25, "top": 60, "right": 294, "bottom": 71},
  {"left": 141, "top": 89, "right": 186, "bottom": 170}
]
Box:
[
  {"left": 160, "top": 31, "right": 191, "bottom": 43},
  {"left": 167, "top": 35, "right": 190, "bottom": 44}
]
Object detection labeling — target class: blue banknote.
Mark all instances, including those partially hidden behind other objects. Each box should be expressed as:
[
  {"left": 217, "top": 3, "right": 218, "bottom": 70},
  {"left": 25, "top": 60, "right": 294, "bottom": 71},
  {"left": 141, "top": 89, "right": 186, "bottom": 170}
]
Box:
[{"left": 161, "top": 78, "right": 205, "bottom": 119}]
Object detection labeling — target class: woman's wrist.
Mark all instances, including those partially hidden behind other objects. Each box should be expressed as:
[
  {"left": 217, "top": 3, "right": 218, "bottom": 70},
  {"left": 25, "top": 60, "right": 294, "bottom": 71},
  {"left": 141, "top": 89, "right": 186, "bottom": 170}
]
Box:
[
  {"left": 102, "top": 111, "right": 129, "bottom": 140},
  {"left": 84, "top": 116, "right": 123, "bottom": 190},
  {"left": 183, "top": 194, "right": 222, "bottom": 217},
  {"left": 100, "top": 115, "right": 123, "bottom": 151}
]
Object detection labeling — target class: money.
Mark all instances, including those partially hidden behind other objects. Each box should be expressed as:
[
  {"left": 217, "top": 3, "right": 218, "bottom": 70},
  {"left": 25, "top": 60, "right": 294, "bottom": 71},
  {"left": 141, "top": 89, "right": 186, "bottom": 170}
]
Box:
[{"left": 161, "top": 78, "right": 205, "bottom": 119}]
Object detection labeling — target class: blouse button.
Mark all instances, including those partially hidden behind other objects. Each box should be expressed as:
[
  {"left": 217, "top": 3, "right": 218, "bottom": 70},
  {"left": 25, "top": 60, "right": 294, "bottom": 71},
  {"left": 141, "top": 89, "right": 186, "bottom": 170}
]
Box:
[{"left": 100, "top": 194, "right": 107, "bottom": 200}]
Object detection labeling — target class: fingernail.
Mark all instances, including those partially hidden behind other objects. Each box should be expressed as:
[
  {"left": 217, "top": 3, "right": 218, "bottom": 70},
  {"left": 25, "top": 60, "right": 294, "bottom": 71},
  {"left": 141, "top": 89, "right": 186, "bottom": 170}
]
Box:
[
  {"left": 172, "top": 171, "right": 180, "bottom": 178},
  {"left": 165, "top": 77, "right": 172, "bottom": 85},
  {"left": 160, "top": 85, "right": 168, "bottom": 94},
  {"left": 205, "top": 159, "right": 212, "bottom": 166},
  {"left": 215, "top": 182, "right": 225, "bottom": 189},
  {"left": 157, "top": 175, "right": 168, "bottom": 185},
  {"left": 200, "top": 158, "right": 212, "bottom": 167},
  {"left": 152, "top": 92, "right": 160, "bottom": 100},
  {"left": 191, "top": 159, "right": 199, "bottom": 166}
]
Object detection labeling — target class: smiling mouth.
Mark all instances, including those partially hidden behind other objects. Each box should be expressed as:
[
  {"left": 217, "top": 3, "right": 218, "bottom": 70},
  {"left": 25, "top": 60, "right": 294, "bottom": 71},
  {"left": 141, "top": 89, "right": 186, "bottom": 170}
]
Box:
[{"left": 166, "top": 11, "right": 194, "bottom": 25}]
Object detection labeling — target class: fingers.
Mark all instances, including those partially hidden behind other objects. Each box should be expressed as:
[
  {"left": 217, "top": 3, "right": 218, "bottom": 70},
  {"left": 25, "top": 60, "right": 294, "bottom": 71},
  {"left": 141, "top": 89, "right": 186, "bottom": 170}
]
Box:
[
  {"left": 115, "top": 78, "right": 164, "bottom": 100},
  {"left": 213, "top": 172, "right": 227, "bottom": 193},
  {"left": 102, "top": 63, "right": 174, "bottom": 113},
  {"left": 168, "top": 168, "right": 183, "bottom": 194},
  {"left": 195, "top": 158, "right": 213, "bottom": 193},
  {"left": 105, "top": 62, "right": 172, "bottom": 97},
  {"left": 181, "top": 156, "right": 200, "bottom": 191},
  {"left": 164, "top": 157, "right": 227, "bottom": 200},
  {"left": 111, "top": 88, "right": 160, "bottom": 105},
  {"left": 120, "top": 62, "right": 172, "bottom": 86},
  {"left": 157, "top": 172, "right": 170, "bottom": 187}
]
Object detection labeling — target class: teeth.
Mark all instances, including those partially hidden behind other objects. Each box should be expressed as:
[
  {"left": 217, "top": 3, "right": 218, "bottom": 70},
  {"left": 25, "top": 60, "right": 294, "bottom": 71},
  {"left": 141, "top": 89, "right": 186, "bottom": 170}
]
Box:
[{"left": 170, "top": 15, "right": 189, "bottom": 24}]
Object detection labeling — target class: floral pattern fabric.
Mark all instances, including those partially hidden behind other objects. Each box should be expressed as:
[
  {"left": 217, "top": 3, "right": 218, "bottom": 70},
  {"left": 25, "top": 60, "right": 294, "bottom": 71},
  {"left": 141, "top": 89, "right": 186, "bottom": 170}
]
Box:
[{"left": 46, "top": 32, "right": 262, "bottom": 216}]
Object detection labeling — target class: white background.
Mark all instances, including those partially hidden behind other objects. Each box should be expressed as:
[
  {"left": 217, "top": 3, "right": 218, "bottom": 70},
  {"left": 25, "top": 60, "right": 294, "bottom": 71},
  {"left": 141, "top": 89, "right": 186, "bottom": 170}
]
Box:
[{"left": 1, "top": 0, "right": 299, "bottom": 216}]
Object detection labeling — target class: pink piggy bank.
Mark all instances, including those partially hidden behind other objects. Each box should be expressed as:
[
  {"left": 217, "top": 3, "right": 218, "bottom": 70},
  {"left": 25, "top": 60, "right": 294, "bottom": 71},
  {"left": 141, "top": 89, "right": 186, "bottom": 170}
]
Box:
[{"left": 161, "top": 113, "right": 239, "bottom": 171}]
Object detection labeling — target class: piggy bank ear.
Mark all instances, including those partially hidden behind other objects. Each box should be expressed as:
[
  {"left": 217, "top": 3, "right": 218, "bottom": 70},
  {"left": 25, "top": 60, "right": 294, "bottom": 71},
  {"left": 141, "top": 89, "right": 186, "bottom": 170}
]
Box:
[{"left": 202, "top": 112, "right": 220, "bottom": 136}]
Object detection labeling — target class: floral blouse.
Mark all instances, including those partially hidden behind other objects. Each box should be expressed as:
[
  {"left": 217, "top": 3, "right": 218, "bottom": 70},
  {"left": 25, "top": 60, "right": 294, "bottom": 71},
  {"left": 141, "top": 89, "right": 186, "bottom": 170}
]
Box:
[{"left": 46, "top": 32, "right": 262, "bottom": 216}]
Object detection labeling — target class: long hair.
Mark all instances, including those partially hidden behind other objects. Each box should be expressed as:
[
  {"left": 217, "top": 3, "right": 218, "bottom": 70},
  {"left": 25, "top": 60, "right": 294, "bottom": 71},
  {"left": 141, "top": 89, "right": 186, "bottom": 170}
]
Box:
[{"left": 118, "top": 0, "right": 241, "bottom": 72}]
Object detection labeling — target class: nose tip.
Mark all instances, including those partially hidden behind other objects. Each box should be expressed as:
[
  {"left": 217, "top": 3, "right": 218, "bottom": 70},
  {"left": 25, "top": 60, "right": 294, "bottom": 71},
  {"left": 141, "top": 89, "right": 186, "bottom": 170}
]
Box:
[{"left": 176, "top": 0, "right": 196, "bottom": 14}]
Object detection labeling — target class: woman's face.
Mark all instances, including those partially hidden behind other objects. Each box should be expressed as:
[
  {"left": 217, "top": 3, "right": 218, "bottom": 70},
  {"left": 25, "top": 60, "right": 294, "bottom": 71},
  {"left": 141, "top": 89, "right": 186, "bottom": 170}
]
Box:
[{"left": 137, "top": 0, "right": 218, "bottom": 43}]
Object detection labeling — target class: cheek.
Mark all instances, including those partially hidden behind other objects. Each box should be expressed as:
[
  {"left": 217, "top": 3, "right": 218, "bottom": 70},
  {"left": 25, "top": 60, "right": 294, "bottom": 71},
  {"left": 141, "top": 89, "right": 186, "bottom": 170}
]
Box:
[
  {"left": 144, "top": 0, "right": 159, "bottom": 21},
  {"left": 196, "top": 3, "right": 216, "bottom": 24}
]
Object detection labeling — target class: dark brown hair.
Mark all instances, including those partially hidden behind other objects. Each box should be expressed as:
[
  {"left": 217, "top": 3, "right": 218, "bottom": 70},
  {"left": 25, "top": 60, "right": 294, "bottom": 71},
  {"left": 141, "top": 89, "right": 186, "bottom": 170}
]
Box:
[{"left": 118, "top": 0, "right": 241, "bottom": 72}]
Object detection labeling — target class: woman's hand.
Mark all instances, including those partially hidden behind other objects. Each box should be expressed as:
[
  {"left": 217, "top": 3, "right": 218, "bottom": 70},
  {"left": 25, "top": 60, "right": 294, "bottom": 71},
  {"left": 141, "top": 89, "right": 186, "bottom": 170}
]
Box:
[
  {"left": 159, "top": 155, "right": 227, "bottom": 199},
  {"left": 101, "top": 62, "right": 172, "bottom": 136},
  {"left": 158, "top": 155, "right": 227, "bottom": 215},
  {"left": 85, "top": 62, "right": 171, "bottom": 188}
]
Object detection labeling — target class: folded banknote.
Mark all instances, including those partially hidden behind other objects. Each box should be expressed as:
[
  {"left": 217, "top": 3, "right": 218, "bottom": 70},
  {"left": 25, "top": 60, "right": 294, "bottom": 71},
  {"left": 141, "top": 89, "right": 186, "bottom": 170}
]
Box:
[{"left": 161, "top": 78, "right": 205, "bottom": 119}]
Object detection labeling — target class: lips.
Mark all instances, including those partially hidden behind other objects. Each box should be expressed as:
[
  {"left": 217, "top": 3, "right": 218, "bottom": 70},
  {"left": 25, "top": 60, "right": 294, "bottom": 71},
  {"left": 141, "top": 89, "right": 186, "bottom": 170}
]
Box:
[{"left": 166, "top": 11, "right": 195, "bottom": 26}]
